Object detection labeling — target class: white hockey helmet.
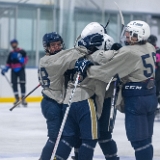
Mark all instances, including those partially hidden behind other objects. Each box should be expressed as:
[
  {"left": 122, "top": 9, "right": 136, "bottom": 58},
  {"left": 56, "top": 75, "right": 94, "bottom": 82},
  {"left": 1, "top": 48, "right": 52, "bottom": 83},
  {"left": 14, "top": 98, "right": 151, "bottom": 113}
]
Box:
[
  {"left": 97, "top": 34, "right": 115, "bottom": 50},
  {"left": 81, "top": 22, "right": 105, "bottom": 39},
  {"left": 125, "top": 20, "right": 150, "bottom": 42}
]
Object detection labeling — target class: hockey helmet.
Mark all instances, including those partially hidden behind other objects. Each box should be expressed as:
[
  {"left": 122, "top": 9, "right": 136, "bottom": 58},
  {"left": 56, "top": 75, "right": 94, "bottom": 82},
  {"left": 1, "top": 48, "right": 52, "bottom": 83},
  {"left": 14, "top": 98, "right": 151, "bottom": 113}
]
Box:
[
  {"left": 47, "top": 32, "right": 63, "bottom": 45},
  {"left": 124, "top": 20, "right": 150, "bottom": 42},
  {"left": 42, "top": 32, "right": 64, "bottom": 54},
  {"left": 97, "top": 34, "right": 115, "bottom": 50},
  {"left": 81, "top": 22, "right": 105, "bottom": 39},
  {"left": 10, "top": 39, "right": 18, "bottom": 44}
]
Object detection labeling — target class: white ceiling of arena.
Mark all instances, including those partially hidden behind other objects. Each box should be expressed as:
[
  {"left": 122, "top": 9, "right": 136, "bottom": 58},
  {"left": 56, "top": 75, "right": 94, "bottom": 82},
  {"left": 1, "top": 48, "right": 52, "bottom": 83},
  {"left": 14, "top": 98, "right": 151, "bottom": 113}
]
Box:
[
  {"left": 0, "top": 0, "right": 53, "bottom": 5},
  {"left": 0, "top": 0, "right": 159, "bottom": 14}
]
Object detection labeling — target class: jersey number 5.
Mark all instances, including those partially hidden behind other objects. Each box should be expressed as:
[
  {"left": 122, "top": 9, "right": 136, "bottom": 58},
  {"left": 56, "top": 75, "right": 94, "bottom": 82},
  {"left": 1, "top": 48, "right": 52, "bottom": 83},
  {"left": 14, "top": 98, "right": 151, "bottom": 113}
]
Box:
[
  {"left": 141, "top": 52, "right": 156, "bottom": 78},
  {"left": 38, "top": 68, "right": 50, "bottom": 88}
]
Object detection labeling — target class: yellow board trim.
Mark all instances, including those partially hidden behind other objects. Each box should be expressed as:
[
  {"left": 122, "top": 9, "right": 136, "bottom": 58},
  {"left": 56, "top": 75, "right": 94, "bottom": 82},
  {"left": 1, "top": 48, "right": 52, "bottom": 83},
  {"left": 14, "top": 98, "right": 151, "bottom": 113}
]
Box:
[
  {"left": 0, "top": 96, "right": 42, "bottom": 103},
  {"left": 88, "top": 98, "right": 98, "bottom": 139}
]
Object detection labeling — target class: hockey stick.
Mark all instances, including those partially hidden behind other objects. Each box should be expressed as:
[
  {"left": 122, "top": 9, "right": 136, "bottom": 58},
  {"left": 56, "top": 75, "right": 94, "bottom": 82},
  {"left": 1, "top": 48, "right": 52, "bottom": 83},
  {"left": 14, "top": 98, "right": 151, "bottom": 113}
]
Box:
[
  {"left": 114, "top": 1, "right": 125, "bottom": 32},
  {"left": 50, "top": 73, "right": 80, "bottom": 160},
  {"left": 114, "top": 1, "right": 125, "bottom": 44},
  {"left": 108, "top": 74, "right": 120, "bottom": 132},
  {"left": 74, "top": 35, "right": 81, "bottom": 47},
  {"left": 106, "top": 76, "right": 114, "bottom": 91},
  {"left": 9, "top": 83, "right": 41, "bottom": 111},
  {"left": 0, "top": 66, "right": 12, "bottom": 87},
  {"left": 4, "top": 73, "right": 12, "bottom": 88}
]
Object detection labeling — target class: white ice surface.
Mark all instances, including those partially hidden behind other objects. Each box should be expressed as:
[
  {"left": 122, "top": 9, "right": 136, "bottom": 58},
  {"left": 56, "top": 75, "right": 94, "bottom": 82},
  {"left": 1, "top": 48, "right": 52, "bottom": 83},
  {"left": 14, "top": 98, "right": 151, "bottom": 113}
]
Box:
[{"left": 0, "top": 103, "right": 160, "bottom": 160}]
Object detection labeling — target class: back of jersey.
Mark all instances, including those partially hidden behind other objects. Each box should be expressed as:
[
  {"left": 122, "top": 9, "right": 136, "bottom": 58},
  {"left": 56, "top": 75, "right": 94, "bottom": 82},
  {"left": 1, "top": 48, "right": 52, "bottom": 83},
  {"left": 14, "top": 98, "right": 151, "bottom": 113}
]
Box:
[
  {"left": 38, "top": 51, "right": 67, "bottom": 104},
  {"left": 126, "top": 42, "right": 156, "bottom": 82}
]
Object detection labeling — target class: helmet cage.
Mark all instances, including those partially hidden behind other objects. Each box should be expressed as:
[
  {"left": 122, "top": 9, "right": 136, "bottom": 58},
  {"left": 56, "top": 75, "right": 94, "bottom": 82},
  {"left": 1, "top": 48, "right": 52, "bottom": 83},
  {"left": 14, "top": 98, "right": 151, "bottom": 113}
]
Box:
[{"left": 122, "top": 20, "right": 150, "bottom": 45}]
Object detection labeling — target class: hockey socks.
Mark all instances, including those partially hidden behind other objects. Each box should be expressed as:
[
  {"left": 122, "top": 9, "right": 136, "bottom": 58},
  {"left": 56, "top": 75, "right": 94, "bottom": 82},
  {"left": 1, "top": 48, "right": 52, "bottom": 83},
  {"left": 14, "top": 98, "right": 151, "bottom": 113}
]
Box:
[
  {"left": 40, "top": 139, "right": 55, "bottom": 160},
  {"left": 72, "top": 138, "right": 82, "bottom": 160},
  {"left": 56, "top": 137, "right": 76, "bottom": 160},
  {"left": 78, "top": 139, "right": 97, "bottom": 160},
  {"left": 99, "top": 132, "right": 119, "bottom": 160},
  {"left": 131, "top": 138, "right": 153, "bottom": 160}
]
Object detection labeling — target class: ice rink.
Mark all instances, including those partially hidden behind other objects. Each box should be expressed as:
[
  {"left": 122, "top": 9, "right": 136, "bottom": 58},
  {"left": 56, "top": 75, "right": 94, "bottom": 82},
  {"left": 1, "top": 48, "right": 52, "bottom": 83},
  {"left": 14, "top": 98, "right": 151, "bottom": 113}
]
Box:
[{"left": 0, "top": 103, "right": 160, "bottom": 160}]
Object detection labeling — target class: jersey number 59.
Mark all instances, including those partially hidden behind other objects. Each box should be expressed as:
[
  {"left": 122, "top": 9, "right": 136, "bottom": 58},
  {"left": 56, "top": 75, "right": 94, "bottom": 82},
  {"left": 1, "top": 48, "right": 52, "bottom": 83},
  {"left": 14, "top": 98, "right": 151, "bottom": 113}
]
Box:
[
  {"left": 38, "top": 68, "right": 50, "bottom": 88},
  {"left": 141, "top": 52, "right": 156, "bottom": 78}
]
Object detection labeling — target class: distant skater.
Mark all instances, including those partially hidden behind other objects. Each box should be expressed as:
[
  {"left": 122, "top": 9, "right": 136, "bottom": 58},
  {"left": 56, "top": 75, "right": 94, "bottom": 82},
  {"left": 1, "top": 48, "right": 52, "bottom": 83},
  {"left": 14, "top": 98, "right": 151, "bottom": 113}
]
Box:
[{"left": 1, "top": 39, "right": 28, "bottom": 106}]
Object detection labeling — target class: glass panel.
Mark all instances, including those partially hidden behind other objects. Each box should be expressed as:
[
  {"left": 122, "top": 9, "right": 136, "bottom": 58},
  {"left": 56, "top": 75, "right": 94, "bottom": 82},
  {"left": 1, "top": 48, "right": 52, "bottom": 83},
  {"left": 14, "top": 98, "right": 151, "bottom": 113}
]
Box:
[
  {"left": 124, "top": 14, "right": 131, "bottom": 25},
  {"left": 107, "top": 14, "right": 118, "bottom": 42},
  {"left": 133, "top": 15, "right": 144, "bottom": 21},
  {"left": 17, "top": 7, "right": 36, "bottom": 67},
  {"left": 0, "top": 2, "right": 159, "bottom": 67},
  {"left": 73, "top": 10, "right": 104, "bottom": 48},
  {"left": 38, "top": 8, "right": 53, "bottom": 59}
]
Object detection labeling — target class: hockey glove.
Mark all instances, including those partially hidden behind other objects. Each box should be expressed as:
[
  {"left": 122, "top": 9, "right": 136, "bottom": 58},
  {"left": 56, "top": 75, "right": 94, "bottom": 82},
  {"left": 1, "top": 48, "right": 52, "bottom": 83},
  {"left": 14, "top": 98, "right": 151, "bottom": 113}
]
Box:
[
  {"left": 111, "top": 43, "right": 122, "bottom": 51},
  {"left": 17, "top": 53, "right": 25, "bottom": 63},
  {"left": 78, "top": 33, "right": 104, "bottom": 49},
  {"left": 75, "top": 58, "right": 93, "bottom": 78},
  {"left": 1, "top": 66, "right": 9, "bottom": 75}
]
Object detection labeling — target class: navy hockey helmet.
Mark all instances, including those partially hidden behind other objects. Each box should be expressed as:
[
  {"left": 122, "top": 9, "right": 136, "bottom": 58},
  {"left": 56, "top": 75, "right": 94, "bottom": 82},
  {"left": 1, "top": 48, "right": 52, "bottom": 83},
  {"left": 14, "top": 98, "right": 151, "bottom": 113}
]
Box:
[
  {"left": 42, "top": 32, "right": 64, "bottom": 54},
  {"left": 10, "top": 39, "right": 18, "bottom": 44},
  {"left": 47, "top": 32, "right": 63, "bottom": 45}
]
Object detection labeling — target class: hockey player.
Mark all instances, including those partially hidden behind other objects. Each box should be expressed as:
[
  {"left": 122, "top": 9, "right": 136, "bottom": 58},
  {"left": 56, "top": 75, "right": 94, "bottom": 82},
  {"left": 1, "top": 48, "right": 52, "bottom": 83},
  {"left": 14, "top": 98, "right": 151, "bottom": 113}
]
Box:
[
  {"left": 148, "top": 35, "right": 160, "bottom": 102},
  {"left": 38, "top": 32, "right": 65, "bottom": 160},
  {"left": 38, "top": 32, "right": 90, "bottom": 160},
  {"left": 77, "top": 20, "right": 158, "bottom": 160},
  {"left": 1, "top": 39, "right": 28, "bottom": 106},
  {"left": 55, "top": 23, "right": 121, "bottom": 160},
  {"left": 96, "top": 43, "right": 122, "bottom": 160},
  {"left": 54, "top": 23, "right": 107, "bottom": 160},
  {"left": 71, "top": 35, "right": 121, "bottom": 160}
]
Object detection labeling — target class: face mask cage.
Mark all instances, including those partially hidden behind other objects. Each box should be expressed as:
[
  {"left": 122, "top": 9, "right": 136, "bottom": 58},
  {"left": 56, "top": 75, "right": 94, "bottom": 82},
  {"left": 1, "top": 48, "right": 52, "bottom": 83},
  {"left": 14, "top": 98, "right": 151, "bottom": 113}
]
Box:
[
  {"left": 120, "top": 26, "right": 140, "bottom": 46},
  {"left": 47, "top": 40, "right": 64, "bottom": 55}
]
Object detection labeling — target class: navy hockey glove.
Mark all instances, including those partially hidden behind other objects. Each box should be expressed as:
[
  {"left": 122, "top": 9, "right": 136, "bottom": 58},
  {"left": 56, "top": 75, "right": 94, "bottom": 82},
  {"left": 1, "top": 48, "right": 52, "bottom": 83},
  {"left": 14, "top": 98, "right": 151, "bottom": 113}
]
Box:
[
  {"left": 78, "top": 33, "right": 104, "bottom": 49},
  {"left": 1, "top": 66, "right": 9, "bottom": 75},
  {"left": 75, "top": 58, "right": 93, "bottom": 77},
  {"left": 111, "top": 43, "right": 122, "bottom": 51}
]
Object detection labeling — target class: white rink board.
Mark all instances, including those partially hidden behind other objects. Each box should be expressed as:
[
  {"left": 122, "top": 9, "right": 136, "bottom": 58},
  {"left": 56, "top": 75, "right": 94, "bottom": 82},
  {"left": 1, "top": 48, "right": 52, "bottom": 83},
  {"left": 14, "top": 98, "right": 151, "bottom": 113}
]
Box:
[{"left": 0, "top": 103, "right": 160, "bottom": 160}]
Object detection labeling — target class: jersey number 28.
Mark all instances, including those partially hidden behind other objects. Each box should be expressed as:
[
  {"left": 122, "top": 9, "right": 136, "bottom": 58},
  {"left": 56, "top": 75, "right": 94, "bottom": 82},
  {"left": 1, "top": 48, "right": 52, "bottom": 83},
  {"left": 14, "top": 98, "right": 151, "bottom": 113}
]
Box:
[
  {"left": 38, "top": 68, "right": 50, "bottom": 88},
  {"left": 141, "top": 52, "right": 156, "bottom": 78}
]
